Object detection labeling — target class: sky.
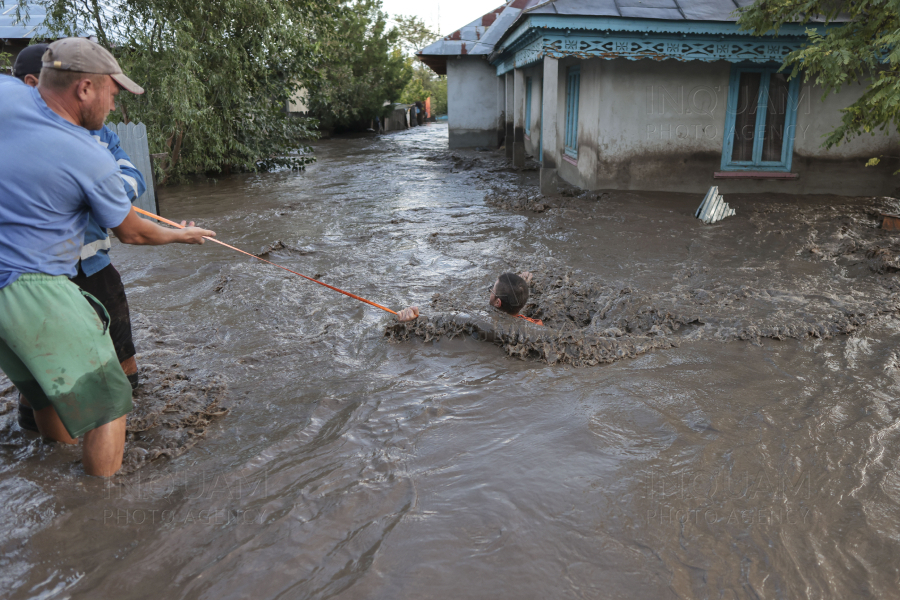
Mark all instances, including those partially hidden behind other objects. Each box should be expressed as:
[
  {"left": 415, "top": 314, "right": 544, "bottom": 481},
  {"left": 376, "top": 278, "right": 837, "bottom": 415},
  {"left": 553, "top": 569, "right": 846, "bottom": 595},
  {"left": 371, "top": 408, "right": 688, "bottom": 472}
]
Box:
[{"left": 381, "top": 0, "right": 501, "bottom": 36}]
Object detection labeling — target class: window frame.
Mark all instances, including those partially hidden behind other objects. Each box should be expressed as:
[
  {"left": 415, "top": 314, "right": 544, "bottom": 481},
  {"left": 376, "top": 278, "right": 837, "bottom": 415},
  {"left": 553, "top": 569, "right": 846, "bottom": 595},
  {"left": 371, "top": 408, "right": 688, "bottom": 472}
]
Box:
[
  {"left": 525, "top": 76, "right": 532, "bottom": 136},
  {"left": 721, "top": 64, "right": 801, "bottom": 172},
  {"left": 564, "top": 65, "right": 581, "bottom": 159}
]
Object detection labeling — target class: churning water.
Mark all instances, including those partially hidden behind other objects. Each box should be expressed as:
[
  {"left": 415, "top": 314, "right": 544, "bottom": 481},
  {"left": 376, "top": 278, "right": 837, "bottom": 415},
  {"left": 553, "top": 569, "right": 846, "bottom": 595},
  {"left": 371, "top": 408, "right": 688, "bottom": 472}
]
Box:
[{"left": 3, "top": 123, "right": 900, "bottom": 599}]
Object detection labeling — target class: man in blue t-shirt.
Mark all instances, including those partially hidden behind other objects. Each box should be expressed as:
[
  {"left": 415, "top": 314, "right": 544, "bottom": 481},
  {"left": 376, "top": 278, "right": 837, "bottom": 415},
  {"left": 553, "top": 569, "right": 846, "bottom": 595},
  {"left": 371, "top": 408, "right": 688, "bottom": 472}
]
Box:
[
  {"left": 0, "top": 38, "right": 215, "bottom": 477},
  {"left": 12, "top": 44, "right": 148, "bottom": 438}
]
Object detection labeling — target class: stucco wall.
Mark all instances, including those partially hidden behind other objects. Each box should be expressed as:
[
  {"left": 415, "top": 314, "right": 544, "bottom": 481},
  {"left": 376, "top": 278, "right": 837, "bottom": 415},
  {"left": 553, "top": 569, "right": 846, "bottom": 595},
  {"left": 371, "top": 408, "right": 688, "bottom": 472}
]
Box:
[
  {"left": 541, "top": 57, "right": 898, "bottom": 195},
  {"left": 447, "top": 57, "right": 503, "bottom": 149},
  {"left": 522, "top": 64, "right": 543, "bottom": 159},
  {"left": 788, "top": 81, "right": 899, "bottom": 192}
]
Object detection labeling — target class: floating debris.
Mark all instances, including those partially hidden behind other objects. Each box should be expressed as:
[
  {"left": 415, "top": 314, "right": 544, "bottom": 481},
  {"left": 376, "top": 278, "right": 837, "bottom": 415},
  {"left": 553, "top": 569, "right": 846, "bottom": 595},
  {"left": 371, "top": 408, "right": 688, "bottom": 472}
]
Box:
[
  {"left": 695, "top": 186, "right": 735, "bottom": 224},
  {"left": 256, "top": 240, "right": 286, "bottom": 257},
  {"left": 881, "top": 213, "right": 900, "bottom": 231}
]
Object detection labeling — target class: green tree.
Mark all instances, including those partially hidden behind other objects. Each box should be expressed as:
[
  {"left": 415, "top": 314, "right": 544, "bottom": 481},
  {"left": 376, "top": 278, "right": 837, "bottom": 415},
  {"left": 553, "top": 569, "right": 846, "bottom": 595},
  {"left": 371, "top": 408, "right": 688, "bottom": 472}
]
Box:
[
  {"left": 393, "top": 14, "right": 446, "bottom": 115},
  {"left": 393, "top": 14, "right": 437, "bottom": 56},
  {"left": 306, "top": 0, "right": 411, "bottom": 132},
  {"left": 11, "top": 0, "right": 336, "bottom": 182},
  {"left": 399, "top": 78, "right": 427, "bottom": 105},
  {"left": 738, "top": 0, "right": 900, "bottom": 165}
]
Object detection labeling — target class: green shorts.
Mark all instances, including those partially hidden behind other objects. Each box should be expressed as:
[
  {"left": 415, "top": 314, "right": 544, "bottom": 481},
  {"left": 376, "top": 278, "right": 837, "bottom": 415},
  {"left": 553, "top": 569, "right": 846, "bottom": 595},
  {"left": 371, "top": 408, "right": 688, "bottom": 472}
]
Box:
[{"left": 0, "top": 274, "right": 133, "bottom": 438}]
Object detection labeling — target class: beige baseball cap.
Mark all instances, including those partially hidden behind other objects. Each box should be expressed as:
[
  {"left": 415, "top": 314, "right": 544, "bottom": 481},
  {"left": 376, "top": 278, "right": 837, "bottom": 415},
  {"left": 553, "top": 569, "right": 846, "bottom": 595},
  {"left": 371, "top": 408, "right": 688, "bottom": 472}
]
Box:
[{"left": 42, "top": 37, "right": 144, "bottom": 95}]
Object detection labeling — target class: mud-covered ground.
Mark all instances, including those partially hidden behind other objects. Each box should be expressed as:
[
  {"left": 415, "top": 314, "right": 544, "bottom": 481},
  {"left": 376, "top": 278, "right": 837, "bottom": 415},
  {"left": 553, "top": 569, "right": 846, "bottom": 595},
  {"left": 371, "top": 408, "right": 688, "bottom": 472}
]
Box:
[
  {"left": 4, "top": 124, "right": 900, "bottom": 600},
  {"left": 0, "top": 315, "right": 229, "bottom": 476}
]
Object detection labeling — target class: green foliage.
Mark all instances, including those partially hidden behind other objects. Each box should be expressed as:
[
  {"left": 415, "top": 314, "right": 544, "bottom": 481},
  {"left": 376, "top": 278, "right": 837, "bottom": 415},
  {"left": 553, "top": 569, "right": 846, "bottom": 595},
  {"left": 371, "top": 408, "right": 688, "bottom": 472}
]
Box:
[
  {"left": 399, "top": 78, "right": 427, "bottom": 105},
  {"left": 0, "top": 51, "right": 11, "bottom": 75},
  {"left": 393, "top": 13, "right": 446, "bottom": 115},
  {"left": 306, "top": 0, "right": 412, "bottom": 131},
  {"left": 23, "top": 0, "right": 336, "bottom": 182},
  {"left": 425, "top": 76, "right": 448, "bottom": 116},
  {"left": 393, "top": 14, "right": 437, "bottom": 56},
  {"left": 738, "top": 0, "right": 900, "bottom": 163}
]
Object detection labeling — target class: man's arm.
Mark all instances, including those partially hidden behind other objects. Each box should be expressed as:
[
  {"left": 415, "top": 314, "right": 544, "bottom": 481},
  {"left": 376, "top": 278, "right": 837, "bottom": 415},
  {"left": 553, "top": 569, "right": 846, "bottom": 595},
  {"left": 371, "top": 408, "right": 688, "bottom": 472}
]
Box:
[{"left": 112, "top": 210, "right": 213, "bottom": 245}]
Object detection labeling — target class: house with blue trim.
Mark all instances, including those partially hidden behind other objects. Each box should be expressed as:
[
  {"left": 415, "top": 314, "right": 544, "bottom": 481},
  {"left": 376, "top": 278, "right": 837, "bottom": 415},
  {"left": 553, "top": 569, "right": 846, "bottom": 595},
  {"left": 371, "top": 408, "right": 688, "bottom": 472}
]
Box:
[{"left": 418, "top": 0, "right": 898, "bottom": 196}]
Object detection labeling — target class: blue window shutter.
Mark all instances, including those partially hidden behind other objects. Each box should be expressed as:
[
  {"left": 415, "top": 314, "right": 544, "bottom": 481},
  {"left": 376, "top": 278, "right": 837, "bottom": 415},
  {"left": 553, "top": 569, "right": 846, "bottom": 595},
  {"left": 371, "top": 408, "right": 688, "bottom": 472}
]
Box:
[
  {"left": 525, "top": 77, "right": 532, "bottom": 135},
  {"left": 721, "top": 64, "right": 800, "bottom": 172},
  {"left": 564, "top": 66, "right": 580, "bottom": 158}
]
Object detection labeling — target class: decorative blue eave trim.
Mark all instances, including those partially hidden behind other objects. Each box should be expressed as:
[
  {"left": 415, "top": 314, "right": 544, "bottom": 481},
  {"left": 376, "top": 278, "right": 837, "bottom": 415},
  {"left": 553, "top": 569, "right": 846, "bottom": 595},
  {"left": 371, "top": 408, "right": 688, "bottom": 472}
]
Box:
[
  {"left": 494, "top": 31, "right": 812, "bottom": 75},
  {"left": 500, "top": 15, "right": 828, "bottom": 51},
  {"left": 490, "top": 14, "right": 840, "bottom": 75}
]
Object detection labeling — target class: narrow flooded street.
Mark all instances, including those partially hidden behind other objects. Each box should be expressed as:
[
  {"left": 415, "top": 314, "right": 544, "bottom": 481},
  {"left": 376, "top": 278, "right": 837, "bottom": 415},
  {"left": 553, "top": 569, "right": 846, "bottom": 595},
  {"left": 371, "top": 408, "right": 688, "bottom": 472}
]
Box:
[{"left": 3, "top": 123, "right": 900, "bottom": 599}]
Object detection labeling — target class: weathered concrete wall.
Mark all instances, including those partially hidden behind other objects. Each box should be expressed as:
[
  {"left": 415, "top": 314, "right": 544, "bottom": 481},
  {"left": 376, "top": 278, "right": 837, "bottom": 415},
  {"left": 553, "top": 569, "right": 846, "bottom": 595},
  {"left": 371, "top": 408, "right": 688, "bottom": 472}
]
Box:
[
  {"left": 546, "top": 57, "right": 898, "bottom": 196},
  {"left": 447, "top": 57, "right": 503, "bottom": 149},
  {"left": 523, "top": 64, "right": 542, "bottom": 160},
  {"left": 790, "top": 81, "right": 899, "bottom": 193},
  {"left": 554, "top": 58, "right": 730, "bottom": 194}
]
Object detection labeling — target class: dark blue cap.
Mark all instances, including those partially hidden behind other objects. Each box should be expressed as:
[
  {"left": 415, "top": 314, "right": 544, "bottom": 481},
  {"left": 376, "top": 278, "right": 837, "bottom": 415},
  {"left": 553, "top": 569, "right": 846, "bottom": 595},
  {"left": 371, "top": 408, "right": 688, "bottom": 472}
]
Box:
[{"left": 13, "top": 43, "right": 49, "bottom": 79}]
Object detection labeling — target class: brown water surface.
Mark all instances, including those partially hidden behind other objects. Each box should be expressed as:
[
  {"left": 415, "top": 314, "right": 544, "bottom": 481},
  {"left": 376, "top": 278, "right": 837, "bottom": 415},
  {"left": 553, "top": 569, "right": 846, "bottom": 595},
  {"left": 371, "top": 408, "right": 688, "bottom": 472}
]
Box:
[{"left": 3, "top": 124, "right": 900, "bottom": 599}]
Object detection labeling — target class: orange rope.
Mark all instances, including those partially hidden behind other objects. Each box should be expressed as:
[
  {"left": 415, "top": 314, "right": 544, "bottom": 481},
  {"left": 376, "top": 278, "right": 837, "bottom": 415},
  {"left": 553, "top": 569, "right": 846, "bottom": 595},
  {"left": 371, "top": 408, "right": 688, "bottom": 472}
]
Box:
[
  {"left": 132, "top": 206, "right": 398, "bottom": 315},
  {"left": 516, "top": 314, "right": 544, "bottom": 326}
]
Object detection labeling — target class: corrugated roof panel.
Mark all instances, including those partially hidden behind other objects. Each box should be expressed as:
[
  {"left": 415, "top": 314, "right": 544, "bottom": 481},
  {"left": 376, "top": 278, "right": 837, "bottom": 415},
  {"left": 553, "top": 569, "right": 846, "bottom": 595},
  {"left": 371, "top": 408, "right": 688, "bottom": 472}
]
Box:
[
  {"left": 419, "top": 0, "right": 543, "bottom": 56},
  {"left": 616, "top": 0, "right": 680, "bottom": 9},
  {"left": 477, "top": 5, "right": 530, "bottom": 47},
  {"left": 455, "top": 25, "right": 488, "bottom": 42},
  {"left": 0, "top": 1, "right": 48, "bottom": 38},
  {"left": 618, "top": 7, "right": 685, "bottom": 19},
  {"left": 0, "top": 24, "right": 48, "bottom": 38},
  {"left": 528, "top": 0, "right": 850, "bottom": 21},
  {"left": 529, "top": 0, "right": 619, "bottom": 15},
  {"left": 676, "top": 0, "right": 740, "bottom": 21}
]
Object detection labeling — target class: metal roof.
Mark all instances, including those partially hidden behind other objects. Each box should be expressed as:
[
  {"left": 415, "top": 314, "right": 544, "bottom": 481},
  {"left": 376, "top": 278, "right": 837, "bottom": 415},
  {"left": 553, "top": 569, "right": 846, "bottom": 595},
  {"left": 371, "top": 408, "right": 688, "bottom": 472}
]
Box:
[
  {"left": 0, "top": 1, "right": 49, "bottom": 39},
  {"left": 417, "top": 0, "right": 543, "bottom": 73},
  {"left": 523, "top": 0, "right": 845, "bottom": 22},
  {"left": 417, "top": 0, "right": 849, "bottom": 74}
]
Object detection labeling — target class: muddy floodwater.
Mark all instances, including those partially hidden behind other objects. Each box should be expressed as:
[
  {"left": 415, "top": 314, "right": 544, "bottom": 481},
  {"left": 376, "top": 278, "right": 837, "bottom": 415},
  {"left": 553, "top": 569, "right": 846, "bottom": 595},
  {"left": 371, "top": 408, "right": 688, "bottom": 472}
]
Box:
[{"left": 4, "top": 123, "right": 900, "bottom": 599}]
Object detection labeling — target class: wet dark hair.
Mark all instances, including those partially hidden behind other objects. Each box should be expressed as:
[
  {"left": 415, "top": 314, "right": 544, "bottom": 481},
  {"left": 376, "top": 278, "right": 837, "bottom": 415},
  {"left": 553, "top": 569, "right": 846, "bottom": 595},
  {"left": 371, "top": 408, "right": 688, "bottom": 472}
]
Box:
[{"left": 493, "top": 272, "right": 529, "bottom": 315}]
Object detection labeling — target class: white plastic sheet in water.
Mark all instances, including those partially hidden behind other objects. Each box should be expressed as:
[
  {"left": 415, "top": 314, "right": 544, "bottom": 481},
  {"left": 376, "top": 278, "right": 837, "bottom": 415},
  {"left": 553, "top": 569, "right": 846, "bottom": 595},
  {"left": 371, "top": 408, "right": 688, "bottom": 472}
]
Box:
[{"left": 695, "top": 186, "right": 735, "bottom": 224}]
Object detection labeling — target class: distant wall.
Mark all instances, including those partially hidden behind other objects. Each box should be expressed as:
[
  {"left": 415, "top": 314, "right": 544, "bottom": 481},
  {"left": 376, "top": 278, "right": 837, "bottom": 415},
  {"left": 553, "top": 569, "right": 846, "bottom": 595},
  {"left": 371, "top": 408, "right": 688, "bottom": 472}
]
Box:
[
  {"left": 447, "top": 56, "right": 503, "bottom": 149},
  {"left": 287, "top": 85, "right": 309, "bottom": 114}
]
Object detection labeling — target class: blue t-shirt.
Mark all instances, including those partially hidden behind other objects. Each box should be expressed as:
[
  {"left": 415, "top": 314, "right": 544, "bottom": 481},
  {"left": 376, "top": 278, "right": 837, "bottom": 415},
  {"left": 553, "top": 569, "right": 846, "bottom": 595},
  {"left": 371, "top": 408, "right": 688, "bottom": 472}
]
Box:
[{"left": 0, "top": 76, "right": 132, "bottom": 289}]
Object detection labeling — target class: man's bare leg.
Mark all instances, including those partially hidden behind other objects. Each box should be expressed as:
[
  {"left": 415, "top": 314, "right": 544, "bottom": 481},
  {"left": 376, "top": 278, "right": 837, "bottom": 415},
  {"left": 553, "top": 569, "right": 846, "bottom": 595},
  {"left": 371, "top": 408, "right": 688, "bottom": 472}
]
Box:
[
  {"left": 33, "top": 403, "right": 77, "bottom": 445},
  {"left": 83, "top": 415, "right": 126, "bottom": 477},
  {"left": 120, "top": 356, "right": 137, "bottom": 376}
]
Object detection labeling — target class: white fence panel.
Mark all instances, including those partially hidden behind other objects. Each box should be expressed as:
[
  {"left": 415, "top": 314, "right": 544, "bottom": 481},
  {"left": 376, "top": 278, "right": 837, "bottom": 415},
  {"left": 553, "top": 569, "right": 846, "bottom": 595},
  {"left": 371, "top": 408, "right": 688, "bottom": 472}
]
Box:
[{"left": 114, "top": 122, "right": 157, "bottom": 216}]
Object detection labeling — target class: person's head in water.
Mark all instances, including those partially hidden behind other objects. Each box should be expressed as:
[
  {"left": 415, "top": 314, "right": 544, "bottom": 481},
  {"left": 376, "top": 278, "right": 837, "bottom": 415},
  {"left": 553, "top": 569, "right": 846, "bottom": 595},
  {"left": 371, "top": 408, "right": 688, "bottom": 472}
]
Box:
[
  {"left": 489, "top": 272, "right": 529, "bottom": 315},
  {"left": 395, "top": 270, "right": 533, "bottom": 322}
]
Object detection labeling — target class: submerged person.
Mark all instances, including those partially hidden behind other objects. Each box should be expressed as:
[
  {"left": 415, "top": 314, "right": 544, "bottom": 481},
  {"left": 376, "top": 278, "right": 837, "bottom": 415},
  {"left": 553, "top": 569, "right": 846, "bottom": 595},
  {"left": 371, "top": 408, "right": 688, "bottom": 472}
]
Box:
[{"left": 396, "top": 271, "right": 542, "bottom": 325}]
